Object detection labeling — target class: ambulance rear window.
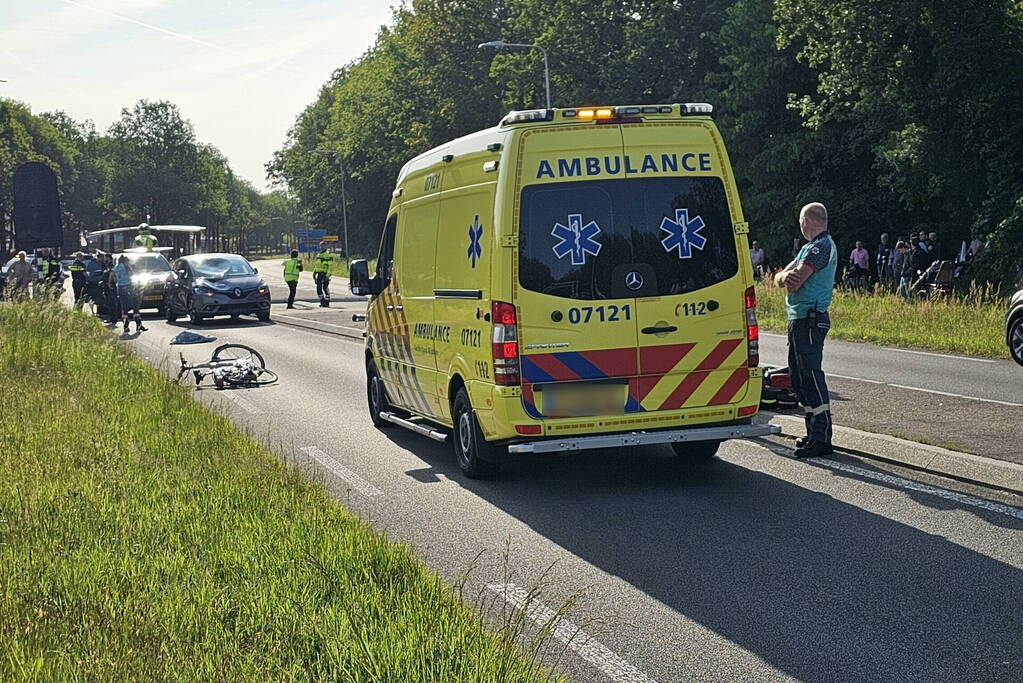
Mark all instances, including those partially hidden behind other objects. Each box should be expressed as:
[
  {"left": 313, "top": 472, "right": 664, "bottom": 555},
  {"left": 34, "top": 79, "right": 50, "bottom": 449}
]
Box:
[{"left": 518, "top": 177, "right": 738, "bottom": 300}]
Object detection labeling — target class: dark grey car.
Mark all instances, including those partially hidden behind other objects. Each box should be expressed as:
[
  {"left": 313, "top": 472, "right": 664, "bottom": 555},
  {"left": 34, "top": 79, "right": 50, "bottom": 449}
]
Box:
[
  {"left": 164, "top": 254, "right": 271, "bottom": 324},
  {"left": 1007, "top": 288, "right": 1023, "bottom": 366}
]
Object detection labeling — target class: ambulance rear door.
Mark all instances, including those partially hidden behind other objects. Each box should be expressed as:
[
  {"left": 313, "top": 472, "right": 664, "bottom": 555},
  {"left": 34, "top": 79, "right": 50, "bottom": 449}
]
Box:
[
  {"left": 619, "top": 122, "right": 750, "bottom": 417},
  {"left": 514, "top": 126, "right": 642, "bottom": 420}
]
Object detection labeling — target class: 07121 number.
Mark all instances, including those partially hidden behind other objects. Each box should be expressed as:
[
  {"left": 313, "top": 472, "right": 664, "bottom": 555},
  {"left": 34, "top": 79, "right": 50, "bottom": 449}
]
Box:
[{"left": 567, "top": 304, "right": 631, "bottom": 324}]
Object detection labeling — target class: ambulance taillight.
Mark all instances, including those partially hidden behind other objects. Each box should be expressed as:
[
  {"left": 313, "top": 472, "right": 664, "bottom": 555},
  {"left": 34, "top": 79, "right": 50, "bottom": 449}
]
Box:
[
  {"left": 491, "top": 301, "right": 520, "bottom": 386},
  {"left": 745, "top": 286, "right": 759, "bottom": 367}
]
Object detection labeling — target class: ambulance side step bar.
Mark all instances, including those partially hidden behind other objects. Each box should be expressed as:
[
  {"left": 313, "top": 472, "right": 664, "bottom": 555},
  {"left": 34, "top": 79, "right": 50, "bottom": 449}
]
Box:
[
  {"left": 379, "top": 412, "right": 448, "bottom": 443},
  {"left": 507, "top": 423, "right": 780, "bottom": 454}
]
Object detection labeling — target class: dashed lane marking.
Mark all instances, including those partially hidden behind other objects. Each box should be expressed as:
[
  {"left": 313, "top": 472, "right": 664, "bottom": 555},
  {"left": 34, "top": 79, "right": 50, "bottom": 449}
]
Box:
[
  {"left": 487, "top": 583, "right": 656, "bottom": 683},
  {"left": 299, "top": 446, "right": 382, "bottom": 497}
]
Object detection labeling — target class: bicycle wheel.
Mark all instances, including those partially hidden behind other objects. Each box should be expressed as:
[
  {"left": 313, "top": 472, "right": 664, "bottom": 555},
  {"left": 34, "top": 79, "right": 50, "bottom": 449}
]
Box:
[
  {"left": 210, "top": 343, "right": 265, "bottom": 369},
  {"left": 225, "top": 368, "right": 278, "bottom": 387}
]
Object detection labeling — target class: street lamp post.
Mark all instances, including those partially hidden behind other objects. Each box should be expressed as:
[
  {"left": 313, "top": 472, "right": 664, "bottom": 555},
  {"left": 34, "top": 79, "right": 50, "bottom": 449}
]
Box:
[
  {"left": 478, "top": 40, "right": 551, "bottom": 110},
  {"left": 311, "top": 148, "right": 350, "bottom": 262}
]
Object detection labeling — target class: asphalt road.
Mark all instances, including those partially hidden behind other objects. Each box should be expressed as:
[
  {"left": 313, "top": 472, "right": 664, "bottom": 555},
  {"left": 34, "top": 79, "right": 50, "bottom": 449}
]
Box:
[
  {"left": 124, "top": 312, "right": 1023, "bottom": 682},
  {"left": 759, "top": 332, "right": 1023, "bottom": 407}
]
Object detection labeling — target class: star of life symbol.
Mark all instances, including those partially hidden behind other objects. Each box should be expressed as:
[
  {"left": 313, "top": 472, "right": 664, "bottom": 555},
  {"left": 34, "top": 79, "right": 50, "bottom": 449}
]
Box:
[
  {"left": 467, "top": 215, "right": 483, "bottom": 268},
  {"left": 551, "top": 213, "right": 602, "bottom": 266},
  {"left": 659, "top": 209, "right": 707, "bottom": 259}
]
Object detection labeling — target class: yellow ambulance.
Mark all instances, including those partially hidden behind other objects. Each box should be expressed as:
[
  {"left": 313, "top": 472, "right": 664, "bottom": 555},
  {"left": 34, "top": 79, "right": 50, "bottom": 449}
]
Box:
[{"left": 349, "top": 103, "right": 779, "bottom": 477}]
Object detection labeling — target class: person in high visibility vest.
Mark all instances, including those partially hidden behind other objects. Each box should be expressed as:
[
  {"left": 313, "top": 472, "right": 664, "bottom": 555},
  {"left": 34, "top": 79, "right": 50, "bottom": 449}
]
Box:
[
  {"left": 135, "top": 226, "right": 158, "bottom": 251},
  {"left": 283, "top": 249, "right": 303, "bottom": 309},
  {"left": 313, "top": 241, "right": 335, "bottom": 307},
  {"left": 37, "top": 248, "right": 62, "bottom": 299}
]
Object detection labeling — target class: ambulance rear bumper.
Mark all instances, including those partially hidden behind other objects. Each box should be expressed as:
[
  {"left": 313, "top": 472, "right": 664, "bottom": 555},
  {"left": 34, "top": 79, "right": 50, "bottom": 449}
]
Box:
[{"left": 506, "top": 423, "right": 780, "bottom": 454}]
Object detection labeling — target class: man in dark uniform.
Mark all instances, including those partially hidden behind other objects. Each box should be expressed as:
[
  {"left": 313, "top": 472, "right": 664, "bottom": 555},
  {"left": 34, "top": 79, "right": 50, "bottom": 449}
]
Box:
[
  {"left": 68, "top": 251, "right": 88, "bottom": 310},
  {"left": 773, "top": 202, "right": 838, "bottom": 458}
]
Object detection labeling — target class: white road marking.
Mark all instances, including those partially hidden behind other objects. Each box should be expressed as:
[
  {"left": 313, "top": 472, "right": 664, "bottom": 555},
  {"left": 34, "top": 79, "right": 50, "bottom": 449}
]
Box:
[
  {"left": 760, "top": 332, "right": 996, "bottom": 363},
  {"left": 884, "top": 383, "right": 1023, "bottom": 408},
  {"left": 275, "top": 313, "right": 364, "bottom": 335},
  {"left": 299, "top": 446, "right": 382, "bottom": 497},
  {"left": 806, "top": 457, "right": 1023, "bottom": 520},
  {"left": 223, "top": 392, "right": 262, "bottom": 414},
  {"left": 762, "top": 357, "right": 1023, "bottom": 407},
  {"left": 487, "top": 583, "right": 656, "bottom": 683}
]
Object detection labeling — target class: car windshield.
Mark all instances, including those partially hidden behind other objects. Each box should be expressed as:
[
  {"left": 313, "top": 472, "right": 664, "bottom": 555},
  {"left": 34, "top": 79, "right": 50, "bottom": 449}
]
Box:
[
  {"left": 125, "top": 254, "right": 172, "bottom": 273},
  {"left": 518, "top": 177, "right": 738, "bottom": 300},
  {"left": 189, "top": 255, "right": 255, "bottom": 279}
]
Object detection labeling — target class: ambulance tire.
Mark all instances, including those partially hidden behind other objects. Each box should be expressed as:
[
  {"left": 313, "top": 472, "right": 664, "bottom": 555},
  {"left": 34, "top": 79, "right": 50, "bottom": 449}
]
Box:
[
  {"left": 366, "top": 360, "right": 391, "bottom": 429},
  {"left": 670, "top": 440, "right": 721, "bottom": 461},
  {"left": 451, "top": 388, "right": 500, "bottom": 479}
]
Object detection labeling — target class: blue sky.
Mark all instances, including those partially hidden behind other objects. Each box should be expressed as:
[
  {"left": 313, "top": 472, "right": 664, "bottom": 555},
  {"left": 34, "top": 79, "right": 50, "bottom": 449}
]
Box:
[{"left": 0, "top": 0, "right": 394, "bottom": 190}]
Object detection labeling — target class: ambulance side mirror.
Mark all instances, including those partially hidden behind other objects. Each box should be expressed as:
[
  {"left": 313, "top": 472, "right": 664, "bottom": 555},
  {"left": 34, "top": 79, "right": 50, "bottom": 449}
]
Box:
[{"left": 349, "top": 259, "right": 375, "bottom": 296}]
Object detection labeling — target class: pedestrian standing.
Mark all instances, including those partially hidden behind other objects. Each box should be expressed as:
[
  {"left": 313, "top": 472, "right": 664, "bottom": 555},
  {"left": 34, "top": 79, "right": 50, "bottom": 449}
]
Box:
[
  {"left": 313, "top": 241, "right": 335, "bottom": 307},
  {"left": 283, "top": 249, "right": 303, "bottom": 309},
  {"left": 773, "top": 202, "right": 837, "bottom": 458},
  {"left": 875, "top": 233, "right": 892, "bottom": 285},
  {"left": 113, "top": 255, "right": 146, "bottom": 333},
  {"left": 69, "top": 251, "right": 87, "bottom": 310},
  {"left": 8, "top": 251, "right": 35, "bottom": 300},
  {"left": 37, "top": 248, "right": 61, "bottom": 298},
  {"left": 101, "top": 254, "right": 120, "bottom": 323},
  {"left": 750, "top": 240, "right": 767, "bottom": 280}
]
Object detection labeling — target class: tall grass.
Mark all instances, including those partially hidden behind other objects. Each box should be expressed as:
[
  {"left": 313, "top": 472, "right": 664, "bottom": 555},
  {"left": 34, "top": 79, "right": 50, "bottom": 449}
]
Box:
[
  {"left": 756, "top": 281, "right": 1008, "bottom": 358},
  {"left": 0, "top": 300, "right": 558, "bottom": 681}
]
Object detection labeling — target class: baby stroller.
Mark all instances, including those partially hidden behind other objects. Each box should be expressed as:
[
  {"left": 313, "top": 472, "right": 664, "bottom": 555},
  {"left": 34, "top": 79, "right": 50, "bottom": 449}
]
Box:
[{"left": 910, "top": 260, "right": 954, "bottom": 299}]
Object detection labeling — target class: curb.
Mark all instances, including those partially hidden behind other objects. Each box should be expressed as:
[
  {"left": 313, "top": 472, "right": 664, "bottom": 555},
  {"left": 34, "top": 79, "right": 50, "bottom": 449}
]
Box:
[{"left": 757, "top": 411, "right": 1023, "bottom": 495}]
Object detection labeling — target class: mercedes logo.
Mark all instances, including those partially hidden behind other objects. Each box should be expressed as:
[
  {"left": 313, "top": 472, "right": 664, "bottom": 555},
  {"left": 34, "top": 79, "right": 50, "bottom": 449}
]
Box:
[
  {"left": 233, "top": 288, "right": 242, "bottom": 297},
  {"left": 625, "top": 271, "right": 644, "bottom": 291}
]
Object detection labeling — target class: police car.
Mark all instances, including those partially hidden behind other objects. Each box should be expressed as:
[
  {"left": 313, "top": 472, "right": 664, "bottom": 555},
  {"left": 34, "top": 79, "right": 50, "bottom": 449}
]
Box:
[{"left": 349, "top": 103, "right": 779, "bottom": 477}]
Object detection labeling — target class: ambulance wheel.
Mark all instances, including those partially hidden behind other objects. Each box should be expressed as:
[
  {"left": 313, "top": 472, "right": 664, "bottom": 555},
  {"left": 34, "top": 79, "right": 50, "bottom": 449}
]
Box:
[
  {"left": 670, "top": 440, "right": 721, "bottom": 461},
  {"left": 367, "top": 360, "right": 391, "bottom": 428},
  {"left": 451, "top": 388, "right": 500, "bottom": 479}
]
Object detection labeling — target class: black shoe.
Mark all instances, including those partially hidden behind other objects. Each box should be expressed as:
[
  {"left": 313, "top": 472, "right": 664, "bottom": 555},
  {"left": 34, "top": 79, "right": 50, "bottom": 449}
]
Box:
[
  {"left": 794, "top": 441, "right": 833, "bottom": 458},
  {"left": 286, "top": 305, "right": 295, "bottom": 309},
  {"left": 137, "top": 324, "right": 148, "bottom": 332},
  {"left": 323, "top": 301, "right": 330, "bottom": 308}
]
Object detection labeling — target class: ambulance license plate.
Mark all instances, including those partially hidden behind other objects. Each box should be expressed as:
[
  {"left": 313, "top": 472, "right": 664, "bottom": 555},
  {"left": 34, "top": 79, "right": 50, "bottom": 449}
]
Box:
[{"left": 540, "top": 382, "right": 625, "bottom": 417}]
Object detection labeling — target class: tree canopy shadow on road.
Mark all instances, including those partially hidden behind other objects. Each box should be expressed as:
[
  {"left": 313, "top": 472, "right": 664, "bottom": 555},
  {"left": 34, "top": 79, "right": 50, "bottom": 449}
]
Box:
[{"left": 382, "top": 427, "right": 1023, "bottom": 681}]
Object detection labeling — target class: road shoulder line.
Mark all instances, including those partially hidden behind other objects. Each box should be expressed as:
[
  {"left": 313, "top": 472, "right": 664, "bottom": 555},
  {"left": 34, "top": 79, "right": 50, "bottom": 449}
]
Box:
[{"left": 758, "top": 411, "right": 1023, "bottom": 495}]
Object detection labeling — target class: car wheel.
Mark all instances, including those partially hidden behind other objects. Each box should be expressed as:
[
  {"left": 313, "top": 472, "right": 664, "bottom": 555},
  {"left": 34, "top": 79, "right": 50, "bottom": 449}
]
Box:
[
  {"left": 451, "top": 387, "right": 501, "bottom": 479},
  {"left": 670, "top": 440, "right": 721, "bottom": 461},
  {"left": 257, "top": 312, "right": 270, "bottom": 322},
  {"left": 1009, "top": 314, "right": 1023, "bottom": 367},
  {"left": 366, "top": 359, "right": 391, "bottom": 428}
]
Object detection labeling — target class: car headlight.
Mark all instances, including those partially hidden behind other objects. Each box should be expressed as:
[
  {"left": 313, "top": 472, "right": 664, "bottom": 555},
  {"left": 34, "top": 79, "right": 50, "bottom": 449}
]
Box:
[
  {"left": 195, "top": 286, "right": 215, "bottom": 297},
  {"left": 257, "top": 286, "right": 268, "bottom": 295}
]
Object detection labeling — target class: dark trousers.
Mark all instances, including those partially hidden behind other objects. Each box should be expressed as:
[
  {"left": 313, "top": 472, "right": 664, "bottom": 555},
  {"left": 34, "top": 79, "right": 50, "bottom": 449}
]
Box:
[
  {"left": 787, "top": 312, "right": 832, "bottom": 444},
  {"left": 286, "top": 280, "right": 297, "bottom": 307},
  {"left": 104, "top": 286, "right": 119, "bottom": 321},
  {"left": 72, "top": 281, "right": 85, "bottom": 309},
  {"left": 314, "top": 272, "right": 330, "bottom": 302}
]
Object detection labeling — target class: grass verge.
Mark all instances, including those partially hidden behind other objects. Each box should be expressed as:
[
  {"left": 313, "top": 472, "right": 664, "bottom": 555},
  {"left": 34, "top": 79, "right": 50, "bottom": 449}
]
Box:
[
  {"left": 756, "top": 282, "right": 1008, "bottom": 358},
  {"left": 0, "top": 300, "right": 555, "bottom": 681}
]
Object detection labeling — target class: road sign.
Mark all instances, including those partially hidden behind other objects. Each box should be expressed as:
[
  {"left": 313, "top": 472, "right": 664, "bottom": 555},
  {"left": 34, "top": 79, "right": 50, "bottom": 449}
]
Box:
[
  {"left": 322, "top": 235, "right": 339, "bottom": 241},
  {"left": 296, "top": 229, "right": 327, "bottom": 239}
]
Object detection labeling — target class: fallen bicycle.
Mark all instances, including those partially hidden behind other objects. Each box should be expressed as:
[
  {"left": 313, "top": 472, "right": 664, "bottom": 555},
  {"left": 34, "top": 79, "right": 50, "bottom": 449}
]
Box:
[{"left": 176, "top": 343, "right": 278, "bottom": 389}]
